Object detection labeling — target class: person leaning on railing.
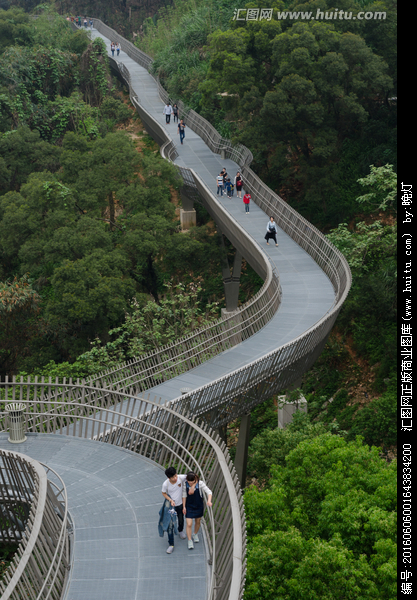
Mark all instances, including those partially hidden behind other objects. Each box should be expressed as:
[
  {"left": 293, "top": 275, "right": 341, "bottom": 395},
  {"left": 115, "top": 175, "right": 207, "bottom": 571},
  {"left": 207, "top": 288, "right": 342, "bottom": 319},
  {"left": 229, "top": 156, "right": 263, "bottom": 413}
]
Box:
[{"left": 182, "top": 472, "right": 212, "bottom": 550}]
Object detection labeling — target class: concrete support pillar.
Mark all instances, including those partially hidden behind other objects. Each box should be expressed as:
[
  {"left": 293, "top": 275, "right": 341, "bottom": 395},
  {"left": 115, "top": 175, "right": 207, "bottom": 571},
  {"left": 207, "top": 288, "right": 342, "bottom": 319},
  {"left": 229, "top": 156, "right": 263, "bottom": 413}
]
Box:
[
  {"left": 277, "top": 394, "right": 307, "bottom": 429},
  {"left": 180, "top": 190, "right": 196, "bottom": 230},
  {"left": 180, "top": 191, "right": 194, "bottom": 212},
  {"left": 180, "top": 208, "right": 196, "bottom": 230},
  {"left": 234, "top": 413, "right": 251, "bottom": 488}
]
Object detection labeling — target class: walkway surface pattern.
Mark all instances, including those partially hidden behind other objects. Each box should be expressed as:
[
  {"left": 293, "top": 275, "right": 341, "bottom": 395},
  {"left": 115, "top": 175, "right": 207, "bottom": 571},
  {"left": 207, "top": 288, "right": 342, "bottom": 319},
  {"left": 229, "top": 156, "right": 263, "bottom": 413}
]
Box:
[
  {"left": 0, "top": 433, "right": 208, "bottom": 600},
  {"left": 92, "top": 30, "right": 336, "bottom": 403},
  {"left": 1, "top": 28, "right": 337, "bottom": 600}
]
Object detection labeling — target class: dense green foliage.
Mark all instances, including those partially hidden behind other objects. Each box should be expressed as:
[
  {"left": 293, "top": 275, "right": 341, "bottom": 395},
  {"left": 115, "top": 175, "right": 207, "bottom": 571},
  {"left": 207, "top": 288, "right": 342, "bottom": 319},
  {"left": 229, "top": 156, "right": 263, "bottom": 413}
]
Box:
[
  {"left": 137, "top": 0, "right": 396, "bottom": 226},
  {"left": 1, "top": 3, "right": 397, "bottom": 598},
  {"left": 0, "top": 6, "right": 263, "bottom": 376},
  {"left": 0, "top": 542, "right": 16, "bottom": 580},
  {"left": 244, "top": 429, "right": 397, "bottom": 599}
]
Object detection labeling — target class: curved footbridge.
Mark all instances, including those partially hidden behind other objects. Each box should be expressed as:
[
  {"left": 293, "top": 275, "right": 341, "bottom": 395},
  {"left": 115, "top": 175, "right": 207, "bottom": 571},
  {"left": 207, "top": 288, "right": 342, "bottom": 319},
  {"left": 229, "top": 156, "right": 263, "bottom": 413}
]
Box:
[
  {"left": 86, "top": 22, "right": 350, "bottom": 428},
  {"left": 0, "top": 434, "right": 210, "bottom": 600},
  {"left": 1, "top": 18, "right": 351, "bottom": 600}
]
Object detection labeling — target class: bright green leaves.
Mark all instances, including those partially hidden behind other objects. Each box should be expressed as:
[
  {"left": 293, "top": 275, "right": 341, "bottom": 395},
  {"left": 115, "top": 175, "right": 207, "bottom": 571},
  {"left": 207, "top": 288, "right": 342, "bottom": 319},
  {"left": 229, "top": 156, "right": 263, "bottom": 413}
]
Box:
[
  {"left": 356, "top": 164, "right": 397, "bottom": 212},
  {"left": 79, "top": 37, "right": 111, "bottom": 107},
  {"left": 327, "top": 220, "right": 396, "bottom": 275},
  {"left": 245, "top": 528, "right": 380, "bottom": 600},
  {"left": 244, "top": 433, "right": 397, "bottom": 600}
]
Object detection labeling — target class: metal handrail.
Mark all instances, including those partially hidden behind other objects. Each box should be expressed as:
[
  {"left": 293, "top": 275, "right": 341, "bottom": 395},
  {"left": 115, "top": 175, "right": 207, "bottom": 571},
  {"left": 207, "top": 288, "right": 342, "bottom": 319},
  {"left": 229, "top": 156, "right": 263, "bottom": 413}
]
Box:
[
  {"left": 0, "top": 450, "right": 70, "bottom": 600},
  {"left": 87, "top": 19, "right": 351, "bottom": 414},
  {"left": 35, "top": 463, "right": 70, "bottom": 600},
  {"left": 0, "top": 390, "right": 246, "bottom": 600}
]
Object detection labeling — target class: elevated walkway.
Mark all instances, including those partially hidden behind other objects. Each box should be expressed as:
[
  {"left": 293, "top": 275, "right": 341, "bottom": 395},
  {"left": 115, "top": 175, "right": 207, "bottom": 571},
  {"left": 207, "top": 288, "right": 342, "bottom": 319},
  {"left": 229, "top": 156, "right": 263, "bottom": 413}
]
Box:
[
  {"left": 90, "top": 30, "right": 336, "bottom": 404},
  {"left": 0, "top": 433, "right": 209, "bottom": 600}
]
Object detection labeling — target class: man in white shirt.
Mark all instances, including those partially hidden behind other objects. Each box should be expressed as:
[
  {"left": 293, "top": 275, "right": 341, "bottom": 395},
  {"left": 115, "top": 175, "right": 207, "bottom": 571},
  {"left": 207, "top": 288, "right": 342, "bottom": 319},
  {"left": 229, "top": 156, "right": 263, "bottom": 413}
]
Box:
[
  {"left": 161, "top": 467, "right": 187, "bottom": 553},
  {"left": 163, "top": 103, "right": 173, "bottom": 124}
]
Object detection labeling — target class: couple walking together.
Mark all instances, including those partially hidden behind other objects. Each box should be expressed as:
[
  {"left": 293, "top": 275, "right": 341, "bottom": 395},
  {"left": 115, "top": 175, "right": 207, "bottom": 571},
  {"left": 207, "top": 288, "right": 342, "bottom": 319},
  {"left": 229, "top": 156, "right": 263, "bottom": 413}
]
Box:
[
  {"left": 159, "top": 467, "right": 212, "bottom": 553},
  {"left": 110, "top": 42, "right": 121, "bottom": 56},
  {"left": 163, "top": 104, "right": 185, "bottom": 144}
]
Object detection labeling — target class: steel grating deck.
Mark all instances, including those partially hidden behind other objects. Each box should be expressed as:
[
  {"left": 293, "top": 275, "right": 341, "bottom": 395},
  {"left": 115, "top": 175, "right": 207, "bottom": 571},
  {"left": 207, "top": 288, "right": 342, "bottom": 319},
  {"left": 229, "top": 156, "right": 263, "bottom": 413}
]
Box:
[
  {"left": 1, "top": 28, "right": 337, "bottom": 599},
  {"left": 90, "top": 29, "right": 336, "bottom": 404},
  {"left": 0, "top": 433, "right": 209, "bottom": 600}
]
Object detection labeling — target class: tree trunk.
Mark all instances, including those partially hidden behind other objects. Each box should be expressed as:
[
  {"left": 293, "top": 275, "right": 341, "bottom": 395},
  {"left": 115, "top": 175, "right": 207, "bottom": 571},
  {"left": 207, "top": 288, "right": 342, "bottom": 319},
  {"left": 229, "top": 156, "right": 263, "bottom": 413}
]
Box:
[{"left": 108, "top": 191, "right": 115, "bottom": 231}]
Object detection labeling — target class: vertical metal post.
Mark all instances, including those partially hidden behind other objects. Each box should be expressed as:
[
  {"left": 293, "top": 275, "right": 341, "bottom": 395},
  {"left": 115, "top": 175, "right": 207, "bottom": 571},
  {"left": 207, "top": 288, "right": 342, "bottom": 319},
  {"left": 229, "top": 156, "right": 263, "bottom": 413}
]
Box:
[{"left": 234, "top": 412, "right": 250, "bottom": 488}]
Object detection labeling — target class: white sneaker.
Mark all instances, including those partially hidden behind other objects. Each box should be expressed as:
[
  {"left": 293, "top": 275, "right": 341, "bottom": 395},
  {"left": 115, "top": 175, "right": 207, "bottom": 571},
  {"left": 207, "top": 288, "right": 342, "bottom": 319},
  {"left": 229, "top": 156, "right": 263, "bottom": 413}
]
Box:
[
  {"left": 166, "top": 546, "right": 174, "bottom": 554},
  {"left": 192, "top": 533, "right": 199, "bottom": 543},
  {"left": 179, "top": 531, "right": 186, "bottom": 539},
  {"left": 188, "top": 539, "right": 194, "bottom": 550}
]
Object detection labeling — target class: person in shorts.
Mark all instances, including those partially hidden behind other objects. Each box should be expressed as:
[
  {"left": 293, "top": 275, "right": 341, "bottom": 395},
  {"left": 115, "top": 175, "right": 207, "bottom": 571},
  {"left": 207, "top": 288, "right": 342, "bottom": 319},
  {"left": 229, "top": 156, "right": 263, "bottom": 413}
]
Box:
[{"left": 161, "top": 467, "right": 187, "bottom": 553}]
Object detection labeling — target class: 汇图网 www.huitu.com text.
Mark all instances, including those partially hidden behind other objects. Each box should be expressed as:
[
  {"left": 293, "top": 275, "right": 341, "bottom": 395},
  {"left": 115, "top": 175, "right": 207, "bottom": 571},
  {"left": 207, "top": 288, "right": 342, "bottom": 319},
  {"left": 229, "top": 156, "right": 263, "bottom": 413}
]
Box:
[{"left": 233, "top": 8, "right": 387, "bottom": 21}]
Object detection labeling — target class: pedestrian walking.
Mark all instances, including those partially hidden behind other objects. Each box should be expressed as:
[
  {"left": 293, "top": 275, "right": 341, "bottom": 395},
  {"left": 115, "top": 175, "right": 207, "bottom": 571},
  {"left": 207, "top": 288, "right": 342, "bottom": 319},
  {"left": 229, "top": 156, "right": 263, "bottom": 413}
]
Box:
[
  {"left": 77, "top": 15, "right": 81, "bottom": 27},
  {"left": 178, "top": 119, "right": 186, "bottom": 144},
  {"left": 163, "top": 103, "right": 173, "bottom": 124},
  {"left": 116, "top": 42, "right": 121, "bottom": 56},
  {"left": 89, "top": 18, "right": 93, "bottom": 30},
  {"left": 161, "top": 467, "right": 187, "bottom": 554},
  {"left": 216, "top": 172, "right": 224, "bottom": 196},
  {"left": 225, "top": 178, "right": 233, "bottom": 198},
  {"left": 243, "top": 192, "right": 251, "bottom": 213},
  {"left": 110, "top": 42, "right": 115, "bottom": 57},
  {"left": 172, "top": 104, "right": 179, "bottom": 123},
  {"left": 83, "top": 17, "right": 88, "bottom": 28},
  {"left": 182, "top": 472, "right": 212, "bottom": 550},
  {"left": 265, "top": 216, "right": 279, "bottom": 246},
  {"left": 235, "top": 172, "right": 243, "bottom": 198}
]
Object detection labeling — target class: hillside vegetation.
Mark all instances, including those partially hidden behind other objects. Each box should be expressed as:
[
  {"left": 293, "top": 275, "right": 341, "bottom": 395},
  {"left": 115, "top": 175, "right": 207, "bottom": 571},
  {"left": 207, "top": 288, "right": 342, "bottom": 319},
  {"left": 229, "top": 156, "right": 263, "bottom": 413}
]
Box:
[
  {"left": 0, "top": 6, "right": 262, "bottom": 377},
  {"left": 0, "top": 4, "right": 396, "bottom": 598}
]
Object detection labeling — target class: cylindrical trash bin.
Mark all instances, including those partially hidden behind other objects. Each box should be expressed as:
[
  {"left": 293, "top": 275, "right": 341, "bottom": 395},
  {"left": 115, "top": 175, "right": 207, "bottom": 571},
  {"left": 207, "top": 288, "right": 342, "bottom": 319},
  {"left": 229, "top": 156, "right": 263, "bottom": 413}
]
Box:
[{"left": 5, "top": 403, "right": 27, "bottom": 443}]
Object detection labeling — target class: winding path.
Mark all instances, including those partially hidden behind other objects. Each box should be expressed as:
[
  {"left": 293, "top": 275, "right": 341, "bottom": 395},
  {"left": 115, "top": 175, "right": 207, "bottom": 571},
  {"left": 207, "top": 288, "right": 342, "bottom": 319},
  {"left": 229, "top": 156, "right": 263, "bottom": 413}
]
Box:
[
  {"left": 0, "top": 20, "right": 351, "bottom": 600},
  {"left": 90, "top": 28, "right": 336, "bottom": 405}
]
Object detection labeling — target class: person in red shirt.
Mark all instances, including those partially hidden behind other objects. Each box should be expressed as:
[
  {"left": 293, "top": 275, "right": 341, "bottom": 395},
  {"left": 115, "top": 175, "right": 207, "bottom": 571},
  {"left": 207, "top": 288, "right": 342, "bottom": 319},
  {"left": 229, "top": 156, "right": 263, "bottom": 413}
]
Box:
[{"left": 243, "top": 192, "right": 251, "bottom": 213}]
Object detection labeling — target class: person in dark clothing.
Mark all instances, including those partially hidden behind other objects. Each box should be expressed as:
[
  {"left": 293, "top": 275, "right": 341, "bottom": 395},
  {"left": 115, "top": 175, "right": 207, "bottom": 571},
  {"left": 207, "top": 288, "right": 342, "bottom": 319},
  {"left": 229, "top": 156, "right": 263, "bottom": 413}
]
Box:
[
  {"left": 178, "top": 119, "right": 186, "bottom": 144},
  {"left": 172, "top": 104, "right": 179, "bottom": 123},
  {"left": 225, "top": 178, "right": 233, "bottom": 198},
  {"left": 235, "top": 172, "right": 243, "bottom": 198},
  {"left": 182, "top": 472, "right": 213, "bottom": 550}
]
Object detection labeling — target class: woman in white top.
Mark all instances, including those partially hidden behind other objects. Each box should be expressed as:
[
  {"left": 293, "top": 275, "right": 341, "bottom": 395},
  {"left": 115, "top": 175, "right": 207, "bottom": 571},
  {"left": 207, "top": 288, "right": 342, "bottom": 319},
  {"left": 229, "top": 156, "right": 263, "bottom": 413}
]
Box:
[
  {"left": 265, "top": 216, "right": 278, "bottom": 246},
  {"left": 265, "top": 217, "right": 278, "bottom": 246},
  {"left": 182, "top": 471, "right": 212, "bottom": 549}
]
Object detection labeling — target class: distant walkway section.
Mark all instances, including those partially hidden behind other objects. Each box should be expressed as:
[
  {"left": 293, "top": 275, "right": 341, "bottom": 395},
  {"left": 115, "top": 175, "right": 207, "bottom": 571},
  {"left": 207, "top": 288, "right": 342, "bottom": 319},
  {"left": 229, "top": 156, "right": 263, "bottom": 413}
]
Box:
[{"left": 85, "top": 24, "right": 348, "bottom": 426}]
